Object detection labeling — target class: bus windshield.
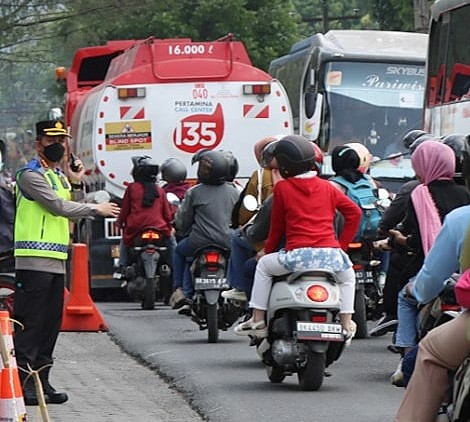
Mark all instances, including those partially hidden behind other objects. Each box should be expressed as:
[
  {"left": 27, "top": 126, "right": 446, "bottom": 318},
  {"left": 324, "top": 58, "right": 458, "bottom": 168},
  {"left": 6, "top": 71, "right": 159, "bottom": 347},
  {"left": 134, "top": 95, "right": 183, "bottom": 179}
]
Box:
[{"left": 321, "top": 61, "right": 425, "bottom": 180}]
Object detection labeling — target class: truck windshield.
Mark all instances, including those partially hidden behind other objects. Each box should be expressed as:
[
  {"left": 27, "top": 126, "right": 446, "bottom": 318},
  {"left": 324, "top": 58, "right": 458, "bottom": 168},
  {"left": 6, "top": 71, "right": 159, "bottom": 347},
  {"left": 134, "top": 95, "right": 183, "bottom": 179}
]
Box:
[{"left": 322, "top": 61, "right": 425, "bottom": 180}]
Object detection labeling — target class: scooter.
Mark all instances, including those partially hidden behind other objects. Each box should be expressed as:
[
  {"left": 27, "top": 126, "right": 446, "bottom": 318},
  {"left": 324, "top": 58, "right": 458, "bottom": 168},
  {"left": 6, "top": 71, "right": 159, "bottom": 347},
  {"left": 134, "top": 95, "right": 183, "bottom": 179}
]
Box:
[
  {"left": 123, "top": 228, "right": 172, "bottom": 310},
  {"left": 189, "top": 245, "right": 243, "bottom": 343},
  {"left": 254, "top": 269, "right": 347, "bottom": 391}
]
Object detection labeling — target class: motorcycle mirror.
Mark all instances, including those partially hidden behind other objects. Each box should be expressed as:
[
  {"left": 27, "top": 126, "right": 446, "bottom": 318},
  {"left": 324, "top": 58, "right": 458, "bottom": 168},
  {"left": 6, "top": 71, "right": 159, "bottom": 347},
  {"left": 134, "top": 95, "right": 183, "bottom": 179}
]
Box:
[
  {"left": 243, "top": 194, "right": 259, "bottom": 212},
  {"left": 377, "top": 188, "right": 389, "bottom": 200},
  {"left": 85, "top": 190, "right": 110, "bottom": 204},
  {"left": 166, "top": 192, "right": 181, "bottom": 207}
]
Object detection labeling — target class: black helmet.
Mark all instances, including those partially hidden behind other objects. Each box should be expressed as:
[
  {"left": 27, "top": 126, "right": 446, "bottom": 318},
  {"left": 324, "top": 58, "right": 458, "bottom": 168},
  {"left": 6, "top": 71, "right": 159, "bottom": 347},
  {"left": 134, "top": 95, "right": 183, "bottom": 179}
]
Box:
[
  {"left": 408, "top": 133, "right": 440, "bottom": 155},
  {"left": 331, "top": 145, "right": 360, "bottom": 173},
  {"left": 219, "top": 150, "right": 239, "bottom": 181},
  {"left": 273, "top": 135, "right": 316, "bottom": 178},
  {"left": 195, "top": 150, "right": 229, "bottom": 185},
  {"left": 191, "top": 148, "right": 210, "bottom": 166},
  {"left": 442, "top": 134, "right": 466, "bottom": 175},
  {"left": 402, "top": 129, "right": 427, "bottom": 149},
  {"left": 161, "top": 158, "right": 187, "bottom": 183},
  {"left": 131, "top": 156, "right": 159, "bottom": 182}
]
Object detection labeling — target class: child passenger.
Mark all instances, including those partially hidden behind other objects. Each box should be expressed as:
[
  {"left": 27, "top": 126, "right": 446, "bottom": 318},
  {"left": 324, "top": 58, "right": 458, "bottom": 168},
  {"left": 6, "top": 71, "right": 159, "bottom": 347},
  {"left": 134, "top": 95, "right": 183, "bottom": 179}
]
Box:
[{"left": 234, "top": 135, "right": 362, "bottom": 339}]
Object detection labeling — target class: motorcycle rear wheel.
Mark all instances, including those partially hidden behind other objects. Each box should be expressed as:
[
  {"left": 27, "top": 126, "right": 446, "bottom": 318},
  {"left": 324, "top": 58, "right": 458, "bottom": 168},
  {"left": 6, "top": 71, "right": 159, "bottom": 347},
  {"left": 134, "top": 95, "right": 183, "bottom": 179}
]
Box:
[
  {"left": 353, "top": 284, "right": 368, "bottom": 339},
  {"left": 297, "top": 350, "right": 325, "bottom": 391},
  {"left": 207, "top": 303, "right": 219, "bottom": 343},
  {"left": 266, "top": 365, "right": 285, "bottom": 383},
  {"left": 141, "top": 277, "right": 156, "bottom": 310}
]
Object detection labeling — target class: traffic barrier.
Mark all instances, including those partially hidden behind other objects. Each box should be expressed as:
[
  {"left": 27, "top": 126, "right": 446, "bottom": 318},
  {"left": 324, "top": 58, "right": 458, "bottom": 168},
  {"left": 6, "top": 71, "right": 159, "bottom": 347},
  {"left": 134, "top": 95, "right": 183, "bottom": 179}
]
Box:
[
  {"left": 61, "top": 243, "right": 109, "bottom": 332},
  {"left": 0, "top": 368, "right": 27, "bottom": 421},
  {"left": 0, "top": 311, "right": 17, "bottom": 370},
  {"left": 0, "top": 312, "right": 27, "bottom": 421}
]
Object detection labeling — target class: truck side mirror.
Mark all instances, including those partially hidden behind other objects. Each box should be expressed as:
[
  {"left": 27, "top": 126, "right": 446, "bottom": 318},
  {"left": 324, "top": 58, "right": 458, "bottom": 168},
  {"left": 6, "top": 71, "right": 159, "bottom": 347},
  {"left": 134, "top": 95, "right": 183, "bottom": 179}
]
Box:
[{"left": 305, "top": 92, "right": 317, "bottom": 119}]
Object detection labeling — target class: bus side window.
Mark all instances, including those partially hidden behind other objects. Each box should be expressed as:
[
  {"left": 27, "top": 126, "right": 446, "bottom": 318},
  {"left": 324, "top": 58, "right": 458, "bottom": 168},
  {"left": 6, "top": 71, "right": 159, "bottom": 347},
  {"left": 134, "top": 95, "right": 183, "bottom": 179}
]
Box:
[{"left": 446, "top": 63, "right": 470, "bottom": 102}]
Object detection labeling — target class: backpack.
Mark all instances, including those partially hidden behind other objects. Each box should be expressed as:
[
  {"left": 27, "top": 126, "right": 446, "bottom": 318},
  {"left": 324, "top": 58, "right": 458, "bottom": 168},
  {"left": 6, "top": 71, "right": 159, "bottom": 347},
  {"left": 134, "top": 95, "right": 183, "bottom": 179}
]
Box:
[{"left": 332, "top": 174, "right": 381, "bottom": 240}]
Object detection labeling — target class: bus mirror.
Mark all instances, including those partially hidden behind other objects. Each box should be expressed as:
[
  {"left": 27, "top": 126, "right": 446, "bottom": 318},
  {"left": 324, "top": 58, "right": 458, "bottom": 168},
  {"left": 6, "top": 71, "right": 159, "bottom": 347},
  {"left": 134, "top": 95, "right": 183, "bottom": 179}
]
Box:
[{"left": 305, "top": 92, "right": 317, "bottom": 119}]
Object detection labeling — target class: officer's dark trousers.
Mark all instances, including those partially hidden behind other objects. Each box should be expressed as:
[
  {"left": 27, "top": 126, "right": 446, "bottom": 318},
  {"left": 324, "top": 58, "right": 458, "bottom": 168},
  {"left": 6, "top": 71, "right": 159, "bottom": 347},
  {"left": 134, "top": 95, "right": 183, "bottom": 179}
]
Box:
[{"left": 13, "top": 270, "right": 64, "bottom": 370}]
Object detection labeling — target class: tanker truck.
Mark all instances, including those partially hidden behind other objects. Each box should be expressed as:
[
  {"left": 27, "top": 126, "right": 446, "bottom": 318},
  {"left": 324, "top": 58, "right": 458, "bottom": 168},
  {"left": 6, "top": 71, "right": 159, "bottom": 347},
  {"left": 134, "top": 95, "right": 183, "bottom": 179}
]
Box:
[{"left": 61, "top": 35, "right": 293, "bottom": 293}]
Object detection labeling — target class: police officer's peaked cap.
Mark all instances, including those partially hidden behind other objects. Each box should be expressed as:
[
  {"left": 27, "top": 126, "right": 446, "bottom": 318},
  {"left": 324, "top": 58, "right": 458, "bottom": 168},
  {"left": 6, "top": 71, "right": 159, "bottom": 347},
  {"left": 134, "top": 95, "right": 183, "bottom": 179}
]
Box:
[{"left": 35, "top": 120, "right": 71, "bottom": 138}]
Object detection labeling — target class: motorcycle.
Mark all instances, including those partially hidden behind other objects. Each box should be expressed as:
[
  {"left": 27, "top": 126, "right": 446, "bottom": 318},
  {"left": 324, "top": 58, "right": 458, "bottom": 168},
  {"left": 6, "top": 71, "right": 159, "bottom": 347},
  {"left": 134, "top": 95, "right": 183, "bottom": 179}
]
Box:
[
  {"left": 349, "top": 240, "right": 385, "bottom": 338},
  {"left": 417, "top": 275, "right": 460, "bottom": 340},
  {"left": 121, "top": 228, "right": 172, "bottom": 310},
  {"left": 189, "top": 245, "right": 243, "bottom": 343},
  {"left": 253, "top": 269, "right": 347, "bottom": 391},
  {"left": 350, "top": 188, "right": 391, "bottom": 339}
]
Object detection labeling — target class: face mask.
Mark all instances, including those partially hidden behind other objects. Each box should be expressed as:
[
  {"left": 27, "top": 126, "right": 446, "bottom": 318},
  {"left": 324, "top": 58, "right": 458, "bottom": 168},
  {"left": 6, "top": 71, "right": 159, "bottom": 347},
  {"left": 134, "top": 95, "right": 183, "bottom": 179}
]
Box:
[{"left": 43, "top": 142, "right": 65, "bottom": 162}]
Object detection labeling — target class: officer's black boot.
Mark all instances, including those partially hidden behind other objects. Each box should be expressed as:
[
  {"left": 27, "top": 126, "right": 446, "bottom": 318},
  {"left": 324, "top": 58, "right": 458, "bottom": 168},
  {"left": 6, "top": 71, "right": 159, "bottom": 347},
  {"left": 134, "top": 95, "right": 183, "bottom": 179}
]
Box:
[
  {"left": 18, "top": 368, "right": 38, "bottom": 406},
  {"left": 38, "top": 367, "right": 68, "bottom": 404}
]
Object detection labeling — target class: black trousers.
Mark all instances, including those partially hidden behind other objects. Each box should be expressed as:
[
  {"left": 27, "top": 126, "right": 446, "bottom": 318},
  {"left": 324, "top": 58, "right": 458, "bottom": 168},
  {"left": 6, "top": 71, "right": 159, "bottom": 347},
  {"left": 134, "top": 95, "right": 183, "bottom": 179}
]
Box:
[{"left": 13, "top": 270, "right": 64, "bottom": 370}]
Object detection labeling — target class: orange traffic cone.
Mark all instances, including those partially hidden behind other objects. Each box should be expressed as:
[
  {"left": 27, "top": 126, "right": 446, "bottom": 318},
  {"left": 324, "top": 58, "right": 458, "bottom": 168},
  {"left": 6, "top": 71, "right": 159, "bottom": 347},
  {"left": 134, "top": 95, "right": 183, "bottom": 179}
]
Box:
[
  {"left": 0, "top": 311, "right": 17, "bottom": 370},
  {"left": 61, "top": 243, "right": 108, "bottom": 332},
  {"left": 0, "top": 368, "right": 27, "bottom": 421}
]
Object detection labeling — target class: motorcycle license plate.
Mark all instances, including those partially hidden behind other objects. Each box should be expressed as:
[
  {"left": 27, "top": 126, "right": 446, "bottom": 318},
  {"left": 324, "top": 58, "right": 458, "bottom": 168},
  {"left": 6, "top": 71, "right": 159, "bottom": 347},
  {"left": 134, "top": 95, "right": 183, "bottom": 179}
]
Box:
[
  {"left": 355, "top": 270, "right": 374, "bottom": 284},
  {"left": 194, "top": 278, "right": 229, "bottom": 290},
  {"left": 296, "top": 322, "right": 344, "bottom": 342}
]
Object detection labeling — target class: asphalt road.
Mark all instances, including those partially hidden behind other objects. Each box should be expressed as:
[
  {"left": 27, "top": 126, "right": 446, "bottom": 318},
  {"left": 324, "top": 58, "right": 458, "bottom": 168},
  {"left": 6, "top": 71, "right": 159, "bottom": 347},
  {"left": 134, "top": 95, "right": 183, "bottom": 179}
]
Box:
[{"left": 98, "top": 301, "right": 404, "bottom": 422}]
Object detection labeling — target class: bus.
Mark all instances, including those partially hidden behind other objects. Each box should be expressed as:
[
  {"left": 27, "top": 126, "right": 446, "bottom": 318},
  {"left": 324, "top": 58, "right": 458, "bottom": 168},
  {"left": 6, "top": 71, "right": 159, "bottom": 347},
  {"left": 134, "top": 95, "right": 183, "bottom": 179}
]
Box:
[
  {"left": 269, "top": 30, "right": 428, "bottom": 189},
  {"left": 424, "top": 0, "right": 470, "bottom": 136}
]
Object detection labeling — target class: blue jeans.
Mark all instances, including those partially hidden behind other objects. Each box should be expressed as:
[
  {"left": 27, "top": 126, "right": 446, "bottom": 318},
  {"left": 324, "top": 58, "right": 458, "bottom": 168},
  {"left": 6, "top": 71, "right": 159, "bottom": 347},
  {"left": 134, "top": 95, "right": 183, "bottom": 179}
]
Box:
[
  {"left": 172, "top": 237, "right": 195, "bottom": 298},
  {"left": 226, "top": 229, "right": 255, "bottom": 291},
  {"left": 242, "top": 257, "right": 257, "bottom": 298},
  {"left": 395, "top": 286, "right": 419, "bottom": 348}
]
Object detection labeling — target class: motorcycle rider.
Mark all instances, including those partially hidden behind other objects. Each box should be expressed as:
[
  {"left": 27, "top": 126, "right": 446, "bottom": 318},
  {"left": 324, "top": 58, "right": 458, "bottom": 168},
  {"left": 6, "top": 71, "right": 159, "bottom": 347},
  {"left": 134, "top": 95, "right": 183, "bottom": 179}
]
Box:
[
  {"left": 115, "top": 156, "right": 175, "bottom": 272},
  {"left": 160, "top": 157, "right": 191, "bottom": 202},
  {"left": 395, "top": 136, "right": 470, "bottom": 422},
  {"left": 388, "top": 140, "right": 470, "bottom": 386},
  {"left": 172, "top": 150, "right": 239, "bottom": 314},
  {"left": 222, "top": 136, "right": 283, "bottom": 302},
  {"left": 233, "top": 135, "right": 361, "bottom": 338}
]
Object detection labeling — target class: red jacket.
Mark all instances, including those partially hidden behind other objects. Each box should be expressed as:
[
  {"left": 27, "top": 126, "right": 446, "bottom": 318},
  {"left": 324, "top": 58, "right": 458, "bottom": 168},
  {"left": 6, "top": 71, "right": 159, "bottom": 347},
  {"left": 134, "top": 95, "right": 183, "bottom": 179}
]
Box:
[
  {"left": 264, "top": 175, "right": 361, "bottom": 253},
  {"left": 116, "top": 182, "right": 174, "bottom": 246}
]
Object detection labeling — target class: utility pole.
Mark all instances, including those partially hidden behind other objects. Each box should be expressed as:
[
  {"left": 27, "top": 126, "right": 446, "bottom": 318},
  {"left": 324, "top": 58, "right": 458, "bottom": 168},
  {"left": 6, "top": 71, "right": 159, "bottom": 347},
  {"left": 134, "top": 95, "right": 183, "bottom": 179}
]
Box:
[{"left": 322, "top": 0, "right": 329, "bottom": 33}]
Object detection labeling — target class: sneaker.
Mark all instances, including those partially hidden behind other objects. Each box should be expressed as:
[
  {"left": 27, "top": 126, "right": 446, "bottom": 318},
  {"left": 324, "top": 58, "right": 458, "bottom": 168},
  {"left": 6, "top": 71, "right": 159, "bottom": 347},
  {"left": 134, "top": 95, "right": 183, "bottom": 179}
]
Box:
[
  {"left": 177, "top": 303, "right": 191, "bottom": 316},
  {"left": 390, "top": 358, "right": 405, "bottom": 387},
  {"left": 169, "top": 288, "right": 186, "bottom": 309},
  {"left": 369, "top": 315, "right": 398, "bottom": 337},
  {"left": 221, "top": 288, "right": 247, "bottom": 301},
  {"left": 234, "top": 317, "right": 267, "bottom": 338}
]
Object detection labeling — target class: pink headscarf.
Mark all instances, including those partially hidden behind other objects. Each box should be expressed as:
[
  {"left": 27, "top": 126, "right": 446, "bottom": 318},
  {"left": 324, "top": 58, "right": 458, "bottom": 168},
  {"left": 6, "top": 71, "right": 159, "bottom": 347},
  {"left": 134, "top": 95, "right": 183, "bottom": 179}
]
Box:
[{"left": 411, "top": 140, "right": 455, "bottom": 255}]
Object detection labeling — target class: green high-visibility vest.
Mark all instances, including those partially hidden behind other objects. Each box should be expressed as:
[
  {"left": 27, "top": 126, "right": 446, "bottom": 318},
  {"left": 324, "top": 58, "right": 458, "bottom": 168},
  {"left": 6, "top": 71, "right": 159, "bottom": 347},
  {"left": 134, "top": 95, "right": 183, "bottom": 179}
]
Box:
[{"left": 14, "top": 163, "right": 71, "bottom": 260}]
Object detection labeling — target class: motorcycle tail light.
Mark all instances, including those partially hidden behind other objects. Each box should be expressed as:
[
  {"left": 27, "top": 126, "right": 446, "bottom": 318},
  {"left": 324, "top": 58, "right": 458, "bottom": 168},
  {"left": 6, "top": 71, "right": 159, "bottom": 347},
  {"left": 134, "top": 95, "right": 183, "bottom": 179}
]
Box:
[
  {"left": 205, "top": 251, "right": 220, "bottom": 264},
  {"left": 348, "top": 242, "right": 362, "bottom": 249},
  {"left": 311, "top": 314, "right": 327, "bottom": 322},
  {"left": 141, "top": 231, "right": 160, "bottom": 240},
  {"left": 203, "top": 251, "right": 222, "bottom": 271},
  {"left": 306, "top": 285, "right": 329, "bottom": 302},
  {"left": 353, "top": 263, "right": 363, "bottom": 271}
]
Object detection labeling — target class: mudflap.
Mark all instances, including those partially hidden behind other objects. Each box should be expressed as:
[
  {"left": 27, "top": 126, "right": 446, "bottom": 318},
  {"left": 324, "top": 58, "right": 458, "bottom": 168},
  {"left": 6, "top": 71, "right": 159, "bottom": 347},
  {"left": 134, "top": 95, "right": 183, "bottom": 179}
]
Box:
[
  {"left": 325, "top": 339, "right": 346, "bottom": 367},
  {"left": 307, "top": 341, "right": 329, "bottom": 354},
  {"left": 141, "top": 251, "right": 159, "bottom": 279},
  {"left": 204, "top": 289, "right": 220, "bottom": 305}
]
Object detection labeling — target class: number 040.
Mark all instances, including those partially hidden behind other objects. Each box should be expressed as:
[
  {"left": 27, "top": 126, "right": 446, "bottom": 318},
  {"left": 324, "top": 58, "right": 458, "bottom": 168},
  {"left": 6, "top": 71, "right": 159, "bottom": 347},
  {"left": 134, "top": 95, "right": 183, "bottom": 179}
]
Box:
[{"left": 174, "top": 121, "right": 217, "bottom": 146}]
